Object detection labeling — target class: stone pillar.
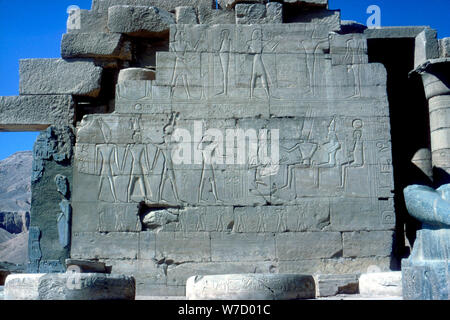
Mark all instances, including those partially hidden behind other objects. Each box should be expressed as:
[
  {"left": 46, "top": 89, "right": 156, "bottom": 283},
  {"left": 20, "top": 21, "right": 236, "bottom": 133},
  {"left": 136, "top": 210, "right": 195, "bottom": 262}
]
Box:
[{"left": 414, "top": 58, "right": 450, "bottom": 181}]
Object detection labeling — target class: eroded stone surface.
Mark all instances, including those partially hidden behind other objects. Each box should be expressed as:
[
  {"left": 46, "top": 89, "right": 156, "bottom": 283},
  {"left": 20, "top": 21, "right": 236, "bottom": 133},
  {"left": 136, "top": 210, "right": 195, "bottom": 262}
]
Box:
[
  {"left": 0, "top": 95, "right": 75, "bottom": 131},
  {"left": 359, "top": 272, "right": 402, "bottom": 297},
  {"left": 61, "top": 33, "right": 132, "bottom": 60},
  {"left": 107, "top": 5, "right": 175, "bottom": 37},
  {"left": 4, "top": 273, "right": 135, "bottom": 300},
  {"left": 19, "top": 59, "right": 102, "bottom": 97},
  {"left": 186, "top": 274, "right": 315, "bottom": 300},
  {"left": 70, "top": 21, "right": 395, "bottom": 296},
  {"left": 315, "top": 274, "right": 359, "bottom": 297}
]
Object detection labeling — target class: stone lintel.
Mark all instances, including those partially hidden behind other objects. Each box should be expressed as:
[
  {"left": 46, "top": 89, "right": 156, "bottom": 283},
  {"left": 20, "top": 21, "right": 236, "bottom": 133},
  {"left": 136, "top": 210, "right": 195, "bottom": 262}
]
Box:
[{"left": 0, "top": 95, "right": 75, "bottom": 132}]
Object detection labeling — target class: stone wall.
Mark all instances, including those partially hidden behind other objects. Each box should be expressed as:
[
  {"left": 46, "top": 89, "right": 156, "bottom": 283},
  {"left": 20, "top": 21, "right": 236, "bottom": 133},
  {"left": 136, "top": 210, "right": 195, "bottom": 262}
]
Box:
[
  {"left": 62, "top": 1, "right": 396, "bottom": 296},
  {"left": 0, "top": 0, "right": 403, "bottom": 297}
]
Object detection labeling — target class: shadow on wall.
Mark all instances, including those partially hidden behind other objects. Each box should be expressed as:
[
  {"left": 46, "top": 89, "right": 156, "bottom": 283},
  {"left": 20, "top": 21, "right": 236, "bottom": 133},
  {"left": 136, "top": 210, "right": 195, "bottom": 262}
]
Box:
[{"left": 368, "top": 38, "right": 431, "bottom": 269}]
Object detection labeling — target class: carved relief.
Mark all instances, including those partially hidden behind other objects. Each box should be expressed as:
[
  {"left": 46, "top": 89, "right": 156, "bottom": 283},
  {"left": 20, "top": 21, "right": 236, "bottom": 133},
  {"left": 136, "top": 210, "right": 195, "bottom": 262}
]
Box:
[
  {"left": 151, "top": 114, "right": 182, "bottom": 203},
  {"left": 246, "top": 28, "right": 279, "bottom": 99},
  {"left": 339, "top": 119, "right": 364, "bottom": 188}
]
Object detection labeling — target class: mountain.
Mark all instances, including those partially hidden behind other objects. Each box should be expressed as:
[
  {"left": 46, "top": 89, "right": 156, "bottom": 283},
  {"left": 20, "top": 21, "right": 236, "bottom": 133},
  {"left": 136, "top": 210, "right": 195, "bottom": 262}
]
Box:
[
  {"left": 0, "top": 151, "right": 32, "bottom": 266},
  {"left": 0, "top": 151, "right": 32, "bottom": 212}
]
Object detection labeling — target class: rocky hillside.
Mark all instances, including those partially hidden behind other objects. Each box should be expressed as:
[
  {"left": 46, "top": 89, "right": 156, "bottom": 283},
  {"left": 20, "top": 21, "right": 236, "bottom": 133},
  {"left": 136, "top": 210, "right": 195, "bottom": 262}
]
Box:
[
  {"left": 0, "top": 151, "right": 32, "bottom": 212},
  {"left": 0, "top": 151, "right": 32, "bottom": 265}
]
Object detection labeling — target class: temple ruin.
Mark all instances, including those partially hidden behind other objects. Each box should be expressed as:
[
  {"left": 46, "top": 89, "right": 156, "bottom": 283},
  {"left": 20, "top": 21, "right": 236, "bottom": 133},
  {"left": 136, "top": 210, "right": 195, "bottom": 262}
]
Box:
[{"left": 0, "top": 0, "right": 449, "bottom": 299}]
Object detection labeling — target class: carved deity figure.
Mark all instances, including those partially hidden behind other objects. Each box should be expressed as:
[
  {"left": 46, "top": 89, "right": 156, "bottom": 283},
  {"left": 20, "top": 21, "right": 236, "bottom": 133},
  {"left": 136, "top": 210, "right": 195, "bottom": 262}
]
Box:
[
  {"left": 318, "top": 117, "right": 341, "bottom": 168},
  {"left": 300, "top": 26, "right": 329, "bottom": 96},
  {"left": 217, "top": 29, "right": 232, "bottom": 96},
  {"left": 344, "top": 37, "right": 366, "bottom": 98},
  {"left": 198, "top": 133, "right": 222, "bottom": 203},
  {"left": 124, "top": 119, "right": 152, "bottom": 202},
  {"left": 151, "top": 114, "right": 182, "bottom": 203},
  {"left": 95, "top": 119, "right": 118, "bottom": 202},
  {"left": 339, "top": 119, "right": 364, "bottom": 188}
]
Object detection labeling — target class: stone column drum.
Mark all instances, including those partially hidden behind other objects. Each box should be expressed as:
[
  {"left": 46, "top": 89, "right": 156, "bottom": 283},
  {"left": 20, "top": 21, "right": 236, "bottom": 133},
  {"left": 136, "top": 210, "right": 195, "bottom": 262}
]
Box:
[{"left": 415, "top": 58, "right": 450, "bottom": 178}]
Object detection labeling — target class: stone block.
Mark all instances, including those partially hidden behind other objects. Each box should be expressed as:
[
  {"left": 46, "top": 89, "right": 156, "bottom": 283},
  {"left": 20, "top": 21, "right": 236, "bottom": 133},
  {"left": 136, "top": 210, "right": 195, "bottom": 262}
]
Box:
[
  {"left": 92, "top": 0, "right": 211, "bottom": 13},
  {"left": 277, "top": 256, "right": 392, "bottom": 275},
  {"left": 155, "top": 232, "right": 211, "bottom": 263},
  {"left": 19, "top": 59, "right": 102, "bottom": 97},
  {"left": 61, "top": 33, "right": 132, "bottom": 60},
  {"left": 276, "top": 232, "right": 342, "bottom": 260},
  {"left": 98, "top": 203, "right": 142, "bottom": 232},
  {"left": 284, "top": 0, "right": 328, "bottom": 7},
  {"left": 211, "top": 232, "right": 276, "bottom": 262},
  {"left": 439, "top": 38, "right": 450, "bottom": 57},
  {"left": 175, "top": 6, "right": 198, "bottom": 24},
  {"left": 339, "top": 20, "right": 367, "bottom": 34},
  {"left": 235, "top": 3, "right": 283, "bottom": 24},
  {"left": 67, "top": 9, "right": 108, "bottom": 34},
  {"left": 414, "top": 28, "right": 440, "bottom": 68},
  {"left": 118, "top": 68, "right": 156, "bottom": 82},
  {"left": 4, "top": 273, "right": 135, "bottom": 300},
  {"left": 167, "top": 261, "right": 275, "bottom": 286},
  {"left": 359, "top": 272, "right": 402, "bottom": 297},
  {"left": 197, "top": 5, "right": 235, "bottom": 25},
  {"left": 186, "top": 274, "right": 316, "bottom": 300},
  {"left": 314, "top": 274, "right": 360, "bottom": 297},
  {"left": 71, "top": 232, "right": 139, "bottom": 259},
  {"left": 330, "top": 198, "right": 395, "bottom": 232},
  {"left": 266, "top": 2, "right": 283, "bottom": 23},
  {"left": 224, "top": 0, "right": 264, "bottom": 9},
  {"left": 343, "top": 231, "right": 393, "bottom": 258},
  {"left": 330, "top": 34, "right": 368, "bottom": 65},
  {"left": 0, "top": 95, "right": 75, "bottom": 131},
  {"left": 108, "top": 5, "right": 175, "bottom": 37},
  {"left": 139, "top": 231, "right": 156, "bottom": 260},
  {"left": 66, "top": 259, "right": 107, "bottom": 273},
  {"left": 402, "top": 259, "right": 450, "bottom": 300},
  {"left": 364, "top": 26, "right": 427, "bottom": 39},
  {"left": 136, "top": 284, "right": 185, "bottom": 297}
]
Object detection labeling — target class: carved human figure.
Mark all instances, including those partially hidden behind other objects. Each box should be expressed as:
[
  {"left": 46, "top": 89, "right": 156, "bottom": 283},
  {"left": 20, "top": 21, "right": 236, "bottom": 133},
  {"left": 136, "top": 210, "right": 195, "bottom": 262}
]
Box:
[
  {"left": 246, "top": 29, "right": 278, "bottom": 99},
  {"left": 57, "top": 199, "right": 71, "bottom": 248},
  {"left": 28, "top": 227, "right": 42, "bottom": 263},
  {"left": 300, "top": 25, "right": 329, "bottom": 96},
  {"left": 275, "top": 118, "right": 318, "bottom": 192},
  {"left": 344, "top": 38, "right": 366, "bottom": 98},
  {"left": 318, "top": 117, "right": 341, "bottom": 168},
  {"left": 151, "top": 114, "right": 182, "bottom": 203},
  {"left": 125, "top": 129, "right": 151, "bottom": 202},
  {"left": 54, "top": 174, "right": 71, "bottom": 248},
  {"left": 216, "top": 29, "right": 232, "bottom": 96},
  {"left": 198, "top": 133, "right": 222, "bottom": 203},
  {"left": 170, "top": 30, "right": 201, "bottom": 99},
  {"left": 339, "top": 119, "right": 364, "bottom": 188},
  {"left": 95, "top": 119, "right": 118, "bottom": 202}
]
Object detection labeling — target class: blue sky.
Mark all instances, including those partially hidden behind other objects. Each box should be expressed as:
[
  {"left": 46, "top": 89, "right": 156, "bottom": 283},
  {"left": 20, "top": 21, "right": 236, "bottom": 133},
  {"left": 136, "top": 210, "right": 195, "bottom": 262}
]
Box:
[{"left": 0, "top": 0, "right": 449, "bottom": 160}]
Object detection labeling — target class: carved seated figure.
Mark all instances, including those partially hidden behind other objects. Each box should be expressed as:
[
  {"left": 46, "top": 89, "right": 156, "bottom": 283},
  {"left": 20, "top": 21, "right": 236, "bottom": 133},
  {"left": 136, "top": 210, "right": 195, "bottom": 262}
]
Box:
[{"left": 402, "top": 184, "right": 450, "bottom": 300}]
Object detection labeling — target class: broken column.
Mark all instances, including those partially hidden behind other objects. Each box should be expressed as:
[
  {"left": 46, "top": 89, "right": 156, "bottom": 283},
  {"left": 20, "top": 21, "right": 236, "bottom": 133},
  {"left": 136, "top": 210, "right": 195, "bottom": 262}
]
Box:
[
  {"left": 401, "top": 29, "right": 450, "bottom": 301},
  {"left": 413, "top": 30, "right": 450, "bottom": 180},
  {"left": 186, "top": 274, "right": 316, "bottom": 300},
  {"left": 4, "top": 273, "right": 135, "bottom": 300}
]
